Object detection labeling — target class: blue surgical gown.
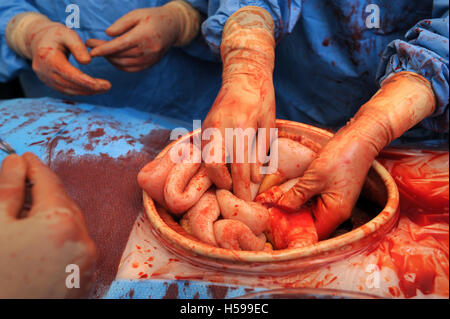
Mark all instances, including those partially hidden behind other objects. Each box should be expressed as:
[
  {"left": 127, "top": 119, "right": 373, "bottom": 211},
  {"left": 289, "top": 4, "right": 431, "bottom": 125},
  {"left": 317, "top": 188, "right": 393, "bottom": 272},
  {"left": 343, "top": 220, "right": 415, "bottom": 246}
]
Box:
[
  {"left": 0, "top": 0, "right": 222, "bottom": 122},
  {"left": 187, "top": 0, "right": 449, "bottom": 138},
  {"left": 0, "top": 0, "right": 448, "bottom": 139}
]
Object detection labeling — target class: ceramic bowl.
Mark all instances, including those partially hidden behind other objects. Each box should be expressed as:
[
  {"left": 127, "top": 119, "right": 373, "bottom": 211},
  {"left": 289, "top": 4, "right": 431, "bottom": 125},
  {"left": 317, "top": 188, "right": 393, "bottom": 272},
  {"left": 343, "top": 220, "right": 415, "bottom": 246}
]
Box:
[{"left": 142, "top": 120, "right": 399, "bottom": 274}]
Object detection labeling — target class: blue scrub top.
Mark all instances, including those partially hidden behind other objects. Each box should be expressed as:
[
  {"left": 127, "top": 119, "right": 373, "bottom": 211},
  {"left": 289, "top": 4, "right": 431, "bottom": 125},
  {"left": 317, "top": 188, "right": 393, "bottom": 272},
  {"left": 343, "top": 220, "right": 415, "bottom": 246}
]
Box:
[
  {"left": 187, "top": 0, "right": 449, "bottom": 138},
  {"left": 0, "top": 0, "right": 222, "bottom": 122},
  {"left": 0, "top": 0, "right": 448, "bottom": 140}
]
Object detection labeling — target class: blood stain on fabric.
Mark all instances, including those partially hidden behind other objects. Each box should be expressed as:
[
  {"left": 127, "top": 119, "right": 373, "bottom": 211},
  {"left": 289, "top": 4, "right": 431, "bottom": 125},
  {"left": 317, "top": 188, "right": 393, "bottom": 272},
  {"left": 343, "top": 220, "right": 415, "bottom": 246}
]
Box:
[
  {"left": 207, "top": 285, "right": 229, "bottom": 299},
  {"left": 162, "top": 283, "right": 179, "bottom": 299},
  {"left": 48, "top": 129, "right": 172, "bottom": 298}
]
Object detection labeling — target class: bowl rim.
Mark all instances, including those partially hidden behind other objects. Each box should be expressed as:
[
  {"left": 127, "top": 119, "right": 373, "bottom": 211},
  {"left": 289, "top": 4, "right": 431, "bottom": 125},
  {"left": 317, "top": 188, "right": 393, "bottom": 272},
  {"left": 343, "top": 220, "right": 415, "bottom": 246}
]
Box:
[
  {"left": 235, "top": 287, "right": 383, "bottom": 299},
  {"left": 142, "top": 119, "right": 399, "bottom": 263}
]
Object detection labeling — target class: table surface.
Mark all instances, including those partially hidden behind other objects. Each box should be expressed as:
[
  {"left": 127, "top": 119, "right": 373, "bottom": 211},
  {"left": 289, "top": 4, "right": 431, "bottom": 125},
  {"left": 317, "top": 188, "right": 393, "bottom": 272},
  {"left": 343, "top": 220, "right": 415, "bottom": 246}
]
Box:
[{"left": 0, "top": 98, "right": 448, "bottom": 299}]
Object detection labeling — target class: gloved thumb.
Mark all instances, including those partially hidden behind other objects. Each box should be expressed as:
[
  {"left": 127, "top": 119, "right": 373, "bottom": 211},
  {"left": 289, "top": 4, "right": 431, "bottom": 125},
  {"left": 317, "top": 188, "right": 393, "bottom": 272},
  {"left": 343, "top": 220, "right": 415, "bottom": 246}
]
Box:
[
  {"left": 312, "top": 194, "right": 350, "bottom": 240},
  {"left": 276, "top": 170, "right": 325, "bottom": 212},
  {"left": 106, "top": 11, "right": 140, "bottom": 37},
  {"left": 63, "top": 30, "right": 91, "bottom": 64}
]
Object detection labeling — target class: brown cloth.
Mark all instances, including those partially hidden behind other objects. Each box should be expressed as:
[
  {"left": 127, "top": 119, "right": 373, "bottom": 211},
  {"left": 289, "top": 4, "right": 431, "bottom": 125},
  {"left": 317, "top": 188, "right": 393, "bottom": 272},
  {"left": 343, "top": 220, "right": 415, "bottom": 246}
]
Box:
[{"left": 50, "top": 129, "right": 171, "bottom": 298}]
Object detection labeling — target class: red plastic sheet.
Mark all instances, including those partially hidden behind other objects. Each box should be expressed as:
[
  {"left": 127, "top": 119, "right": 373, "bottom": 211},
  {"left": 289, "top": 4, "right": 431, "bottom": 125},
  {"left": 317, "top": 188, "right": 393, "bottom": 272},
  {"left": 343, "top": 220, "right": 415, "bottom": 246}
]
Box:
[{"left": 375, "top": 148, "right": 449, "bottom": 298}]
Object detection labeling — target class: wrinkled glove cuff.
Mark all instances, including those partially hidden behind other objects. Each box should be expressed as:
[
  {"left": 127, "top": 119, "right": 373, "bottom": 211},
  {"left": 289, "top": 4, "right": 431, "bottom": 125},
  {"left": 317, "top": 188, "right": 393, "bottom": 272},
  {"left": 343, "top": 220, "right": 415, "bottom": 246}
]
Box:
[
  {"left": 6, "top": 12, "right": 50, "bottom": 59},
  {"left": 353, "top": 71, "right": 436, "bottom": 153},
  {"left": 221, "top": 6, "right": 275, "bottom": 78},
  {"left": 165, "top": 0, "right": 202, "bottom": 47}
]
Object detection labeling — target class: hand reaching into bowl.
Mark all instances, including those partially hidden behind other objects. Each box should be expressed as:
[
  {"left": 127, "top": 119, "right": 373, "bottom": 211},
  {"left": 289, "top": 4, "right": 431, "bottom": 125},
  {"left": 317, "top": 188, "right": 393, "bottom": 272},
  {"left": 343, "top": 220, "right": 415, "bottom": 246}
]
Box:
[
  {"left": 276, "top": 72, "right": 436, "bottom": 239},
  {"left": 201, "top": 6, "right": 276, "bottom": 201}
]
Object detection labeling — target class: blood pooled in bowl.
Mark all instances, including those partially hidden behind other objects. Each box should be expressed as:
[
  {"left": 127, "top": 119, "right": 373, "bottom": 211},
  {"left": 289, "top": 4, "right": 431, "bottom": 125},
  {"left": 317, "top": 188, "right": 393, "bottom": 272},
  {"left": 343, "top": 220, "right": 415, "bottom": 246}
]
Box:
[{"left": 138, "top": 120, "right": 399, "bottom": 274}]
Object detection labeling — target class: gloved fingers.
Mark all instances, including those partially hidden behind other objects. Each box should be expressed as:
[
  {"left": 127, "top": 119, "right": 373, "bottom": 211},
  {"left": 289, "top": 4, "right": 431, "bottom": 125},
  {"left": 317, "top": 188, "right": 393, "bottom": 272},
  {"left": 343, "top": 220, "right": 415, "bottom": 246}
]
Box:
[
  {"left": 276, "top": 170, "right": 326, "bottom": 212},
  {"left": 48, "top": 50, "right": 111, "bottom": 92},
  {"left": 251, "top": 117, "right": 276, "bottom": 183},
  {"left": 106, "top": 56, "right": 155, "bottom": 68},
  {"left": 37, "top": 70, "right": 95, "bottom": 96},
  {"left": 312, "top": 193, "right": 350, "bottom": 240},
  {"left": 230, "top": 127, "right": 255, "bottom": 200},
  {"left": 22, "top": 153, "right": 81, "bottom": 219},
  {"left": 102, "top": 55, "right": 154, "bottom": 72},
  {"left": 89, "top": 29, "right": 138, "bottom": 57},
  {"left": 250, "top": 139, "right": 262, "bottom": 184},
  {"left": 105, "top": 10, "right": 142, "bottom": 37},
  {"left": 44, "top": 73, "right": 105, "bottom": 96},
  {"left": 62, "top": 29, "right": 91, "bottom": 65},
  {"left": 250, "top": 83, "right": 275, "bottom": 183},
  {"left": 108, "top": 46, "right": 143, "bottom": 58},
  {"left": 231, "top": 162, "right": 252, "bottom": 201},
  {"left": 202, "top": 127, "right": 233, "bottom": 190},
  {"left": 109, "top": 64, "right": 150, "bottom": 73},
  {"left": 44, "top": 80, "right": 89, "bottom": 96},
  {"left": 86, "top": 39, "right": 143, "bottom": 58},
  {"left": 0, "top": 154, "right": 26, "bottom": 221},
  {"left": 37, "top": 68, "right": 98, "bottom": 95},
  {"left": 85, "top": 38, "right": 106, "bottom": 49}
]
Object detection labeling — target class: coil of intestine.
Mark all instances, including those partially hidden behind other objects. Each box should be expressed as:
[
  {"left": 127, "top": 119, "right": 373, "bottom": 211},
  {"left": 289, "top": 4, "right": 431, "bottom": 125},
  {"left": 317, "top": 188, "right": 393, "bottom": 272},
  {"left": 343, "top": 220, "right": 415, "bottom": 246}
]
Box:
[
  {"left": 138, "top": 143, "right": 212, "bottom": 214},
  {"left": 216, "top": 189, "right": 269, "bottom": 235},
  {"left": 137, "top": 149, "right": 175, "bottom": 208},
  {"left": 180, "top": 190, "right": 220, "bottom": 247},
  {"left": 213, "top": 219, "right": 267, "bottom": 251},
  {"left": 164, "top": 163, "right": 212, "bottom": 215},
  {"left": 138, "top": 137, "right": 320, "bottom": 251}
]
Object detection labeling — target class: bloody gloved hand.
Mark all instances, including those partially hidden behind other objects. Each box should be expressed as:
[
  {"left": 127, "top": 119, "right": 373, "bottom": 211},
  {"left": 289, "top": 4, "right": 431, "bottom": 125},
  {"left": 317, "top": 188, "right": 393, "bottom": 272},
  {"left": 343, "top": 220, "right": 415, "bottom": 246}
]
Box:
[
  {"left": 5, "top": 12, "right": 111, "bottom": 96},
  {"left": 202, "top": 6, "right": 276, "bottom": 201},
  {"left": 86, "top": 0, "right": 201, "bottom": 72},
  {"left": 276, "top": 71, "right": 436, "bottom": 240},
  {"left": 0, "top": 153, "right": 96, "bottom": 298}
]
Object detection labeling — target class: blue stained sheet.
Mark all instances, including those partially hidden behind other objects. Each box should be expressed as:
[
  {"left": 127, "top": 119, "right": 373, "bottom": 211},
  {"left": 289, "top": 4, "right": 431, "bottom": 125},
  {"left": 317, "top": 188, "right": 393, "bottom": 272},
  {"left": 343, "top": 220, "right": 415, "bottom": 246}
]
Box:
[
  {"left": 104, "top": 279, "right": 266, "bottom": 299},
  {"left": 0, "top": 97, "right": 189, "bottom": 164}
]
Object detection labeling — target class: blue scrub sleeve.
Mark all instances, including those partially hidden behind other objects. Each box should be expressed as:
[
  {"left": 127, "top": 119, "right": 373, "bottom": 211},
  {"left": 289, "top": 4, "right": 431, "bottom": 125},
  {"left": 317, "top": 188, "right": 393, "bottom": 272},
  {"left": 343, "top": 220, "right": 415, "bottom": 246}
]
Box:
[
  {"left": 376, "top": 4, "right": 449, "bottom": 133},
  {"left": 186, "top": 0, "right": 302, "bottom": 55},
  {"left": 0, "top": 1, "right": 40, "bottom": 82}
]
